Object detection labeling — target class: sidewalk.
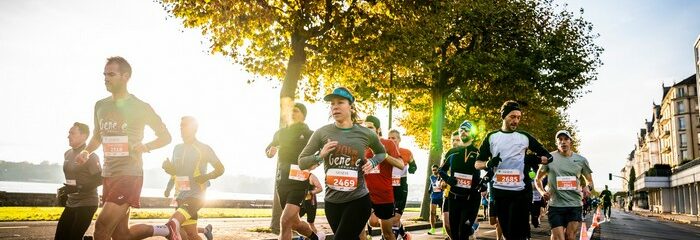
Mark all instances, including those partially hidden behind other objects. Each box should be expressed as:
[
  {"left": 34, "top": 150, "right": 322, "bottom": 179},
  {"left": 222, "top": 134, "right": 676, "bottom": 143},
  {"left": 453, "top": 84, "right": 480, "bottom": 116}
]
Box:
[{"left": 631, "top": 207, "right": 700, "bottom": 227}]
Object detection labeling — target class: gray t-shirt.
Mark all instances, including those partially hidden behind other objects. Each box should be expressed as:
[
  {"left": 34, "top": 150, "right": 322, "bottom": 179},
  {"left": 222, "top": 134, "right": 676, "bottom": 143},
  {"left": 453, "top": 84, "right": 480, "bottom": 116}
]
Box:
[
  {"left": 541, "top": 151, "right": 592, "bottom": 207},
  {"left": 171, "top": 141, "right": 222, "bottom": 199},
  {"left": 93, "top": 94, "right": 170, "bottom": 177},
  {"left": 63, "top": 146, "right": 101, "bottom": 207},
  {"left": 299, "top": 124, "right": 385, "bottom": 204}
]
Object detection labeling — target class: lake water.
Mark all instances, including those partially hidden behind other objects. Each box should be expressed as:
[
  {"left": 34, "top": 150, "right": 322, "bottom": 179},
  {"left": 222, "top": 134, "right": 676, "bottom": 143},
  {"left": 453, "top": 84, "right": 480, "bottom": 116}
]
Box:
[{"left": 0, "top": 181, "right": 273, "bottom": 200}]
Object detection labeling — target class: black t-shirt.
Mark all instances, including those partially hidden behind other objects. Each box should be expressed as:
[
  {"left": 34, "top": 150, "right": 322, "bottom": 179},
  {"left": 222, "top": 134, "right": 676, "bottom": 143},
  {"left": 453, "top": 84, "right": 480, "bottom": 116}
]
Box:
[
  {"left": 439, "top": 145, "right": 481, "bottom": 196},
  {"left": 267, "top": 122, "right": 313, "bottom": 189},
  {"left": 601, "top": 190, "right": 613, "bottom": 204}
]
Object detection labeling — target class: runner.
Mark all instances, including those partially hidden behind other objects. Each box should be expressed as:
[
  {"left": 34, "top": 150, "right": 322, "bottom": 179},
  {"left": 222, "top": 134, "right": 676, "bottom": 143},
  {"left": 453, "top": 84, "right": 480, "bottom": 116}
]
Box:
[
  {"left": 530, "top": 170, "right": 546, "bottom": 228},
  {"left": 387, "top": 129, "right": 417, "bottom": 239},
  {"left": 299, "top": 173, "right": 323, "bottom": 234},
  {"left": 441, "top": 130, "right": 462, "bottom": 238},
  {"left": 265, "top": 102, "right": 321, "bottom": 240},
  {"left": 438, "top": 120, "right": 482, "bottom": 239},
  {"left": 474, "top": 100, "right": 552, "bottom": 240},
  {"left": 299, "top": 87, "right": 386, "bottom": 239},
  {"left": 75, "top": 56, "right": 172, "bottom": 240},
  {"left": 130, "top": 116, "right": 224, "bottom": 240},
  {"left": 600, "top": 185, "right": 613, "bottom": 221},
  {"left": 535, "top": 130, "right": 594, "bottom": 240},
  {"left": 362, "top": 115, "right": 405, "bottom": 240},
  {"left": 427, "top": 164, "right": 443, "bottom": 235},
  {"left": 55, "top": 122, "right": 102, "bottom": 240},
  {"left": 481, "top": 192, "right": 489, "bottom": 220},
  {"left": 487, "top": 183, "right": 504, "bottom": 240},
  {"left": 163, "top": 174, "right": 214, "bottom": 240}
]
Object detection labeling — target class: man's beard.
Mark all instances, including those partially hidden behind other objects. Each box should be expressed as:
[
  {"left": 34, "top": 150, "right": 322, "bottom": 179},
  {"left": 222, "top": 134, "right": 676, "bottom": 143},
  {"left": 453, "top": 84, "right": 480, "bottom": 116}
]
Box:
[{"left": 461, "top": 135, "right": 471, "bottom": 143}]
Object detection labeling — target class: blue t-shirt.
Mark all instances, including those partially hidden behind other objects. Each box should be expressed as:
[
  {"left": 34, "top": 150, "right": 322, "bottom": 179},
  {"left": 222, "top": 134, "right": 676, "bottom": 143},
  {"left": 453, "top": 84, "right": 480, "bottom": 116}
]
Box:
[{"left": 429, "top": 175, "right": 443, "bottom": 199}]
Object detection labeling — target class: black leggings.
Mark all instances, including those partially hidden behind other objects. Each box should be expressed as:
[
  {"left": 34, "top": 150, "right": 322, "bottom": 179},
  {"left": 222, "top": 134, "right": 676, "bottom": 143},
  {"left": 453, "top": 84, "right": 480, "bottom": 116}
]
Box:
[
  {"left": 448, "top": 192, "right": 480, "bottom": 239},
  {"left": 324, "top": 194, "right": 371, "bottom": 240},
  {"left": 494, "top": 192, "right": 532, "bottom": 240},
  {"left": 603, "top": 203, "right": 612, "bottom": 218},
  {"left": 55, "top": 206, "right": 98, "bottom": 240}
]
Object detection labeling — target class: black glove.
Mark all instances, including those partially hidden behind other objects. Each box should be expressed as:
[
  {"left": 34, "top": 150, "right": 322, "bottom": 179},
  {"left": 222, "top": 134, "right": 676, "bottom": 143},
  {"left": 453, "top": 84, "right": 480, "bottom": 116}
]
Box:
[
  {"left": 477, "top": 169, "right": 495, "bottom": 192},
  {"left": 56, "top": 187, "right": 68, "bottom": 207},
  {"left": 446, "top": 176, "right": 457, "bottom": 186},
  {"left": 193, "top": 174, "right": 210, "bottom": 184},
  {"left": 486, "top": 153, "right": 502, "bottom": 169},
  {"left": 62, "top": 184, "right": 79, "bottom": 194},
  {"left": 408, "top": 161, "right": 417, "bottom": 174}
]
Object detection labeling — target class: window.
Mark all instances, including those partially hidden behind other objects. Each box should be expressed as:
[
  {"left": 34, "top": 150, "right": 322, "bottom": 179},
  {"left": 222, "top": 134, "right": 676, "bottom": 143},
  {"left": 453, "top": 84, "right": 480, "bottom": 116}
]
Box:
[
  {"left": 678, "top": 88, "right": 686, "bottom": 97},
  {"left": 680, "top": 133, "right": 687, "bottom": 147},
  {"left": 681, "top": 149, "right": 689, "bottom": 161},
  {"left": 679, "top": 117, "right": 686, "bottom": 130},
  {"left": 678, "top": 101, "right": 686, "bottom": 113}
]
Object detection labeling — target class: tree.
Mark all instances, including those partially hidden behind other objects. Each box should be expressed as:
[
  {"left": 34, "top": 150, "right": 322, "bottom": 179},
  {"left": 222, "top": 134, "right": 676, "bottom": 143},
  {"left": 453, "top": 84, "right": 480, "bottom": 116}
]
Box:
[
  {"left": 318, "top": 0, "right": 602, "bottom": 219},
  {"left": 158, "top": 0, "right": 372, "bottom": 232}
]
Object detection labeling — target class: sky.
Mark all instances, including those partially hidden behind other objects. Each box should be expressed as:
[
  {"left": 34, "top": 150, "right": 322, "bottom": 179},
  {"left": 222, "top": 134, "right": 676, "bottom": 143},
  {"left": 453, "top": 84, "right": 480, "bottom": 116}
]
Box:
[{"left": 0, "top": 0, "right": 699, "bottom": 193}]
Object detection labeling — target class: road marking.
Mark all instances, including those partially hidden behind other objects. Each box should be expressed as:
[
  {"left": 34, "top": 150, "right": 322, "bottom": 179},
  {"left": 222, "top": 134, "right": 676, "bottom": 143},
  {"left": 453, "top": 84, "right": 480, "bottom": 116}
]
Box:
[
  {"left": 0, "top": 226, "right": 29, "bottom": 229},
  {"left": 484, "top": 230, "right": 496, "bottom": 234}
]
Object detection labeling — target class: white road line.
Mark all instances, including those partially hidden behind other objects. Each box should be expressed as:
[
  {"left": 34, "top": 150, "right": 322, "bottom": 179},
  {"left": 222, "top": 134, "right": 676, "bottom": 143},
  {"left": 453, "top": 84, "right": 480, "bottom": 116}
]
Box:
[
  {"left": 0, "top": 226, "right": 29, "bottom": 229},
  {"left": 484, "top": 230, "right": 496, "bottom": 234}
]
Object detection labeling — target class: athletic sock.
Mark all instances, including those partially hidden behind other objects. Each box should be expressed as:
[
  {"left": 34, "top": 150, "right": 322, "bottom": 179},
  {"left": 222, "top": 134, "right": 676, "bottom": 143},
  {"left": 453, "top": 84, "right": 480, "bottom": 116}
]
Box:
[{"left": 152, "top": 225, "right": 169, "bottom": 237}]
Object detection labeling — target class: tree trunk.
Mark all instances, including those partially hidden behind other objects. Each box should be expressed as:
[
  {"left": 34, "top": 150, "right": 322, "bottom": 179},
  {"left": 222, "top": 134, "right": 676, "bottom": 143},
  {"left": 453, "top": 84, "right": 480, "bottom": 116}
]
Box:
[
  {"left": 419, "top": 88, "right": 446, "bottom": 220},
  {"left": 270, "top": 31, "right": 307, "bottom": 234}
]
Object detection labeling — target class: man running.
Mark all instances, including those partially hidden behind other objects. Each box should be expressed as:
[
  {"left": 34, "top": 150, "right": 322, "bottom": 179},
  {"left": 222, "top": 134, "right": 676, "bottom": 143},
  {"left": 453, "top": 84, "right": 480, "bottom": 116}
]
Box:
[
  {"left": 427, "top": 164, "right": 443, "bottom": 235},
  {"left": 76, "top": 56, "right": 172, "bottom": 240},
  {"left": 363, "top": 115, "right": 405, "bottom": 240},
  {"left": 475, "top": 100, "right": 552, "bottom": 240},
  {"left": 441, "top": 130, "right": 462, "bottom": 238},
  {"left": 535, "top": 130, "right": 594, "bottom": 240},
  {"left": 138, "top": 116, "right": 224, "bottom": 239},
  {"left": 55, "top": 122, "right": 102, "bottom": 240},
  {"left": 387, "top": 129, "right": 417, "bottom": 239},
  {"left": 265, "top": 103, "right": 321, "bottom": 240},
  {"left": 600, "top": 185, "right": 613, "bottom": 221},
  {"left": 439, "top": 120, "right": 482, "bottom": 239}
]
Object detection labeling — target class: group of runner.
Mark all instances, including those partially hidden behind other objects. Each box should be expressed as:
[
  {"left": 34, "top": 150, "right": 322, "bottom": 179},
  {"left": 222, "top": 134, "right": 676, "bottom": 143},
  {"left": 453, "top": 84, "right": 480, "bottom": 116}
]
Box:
[
  {"left": 53, "top": 56, "right": 598, "bottom": 240},
  {"left": 425, "top": 100, "right": 596, "bottom": 240},
  {"left": 56, "top": 56, "right": 223, "bottom": 240}
]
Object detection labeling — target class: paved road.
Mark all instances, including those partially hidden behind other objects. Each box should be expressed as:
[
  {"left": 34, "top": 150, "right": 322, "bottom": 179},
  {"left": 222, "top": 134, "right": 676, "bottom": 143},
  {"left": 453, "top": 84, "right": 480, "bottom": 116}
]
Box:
[{"left": 592, "top": 209, "right": 700, "bottom": 240}]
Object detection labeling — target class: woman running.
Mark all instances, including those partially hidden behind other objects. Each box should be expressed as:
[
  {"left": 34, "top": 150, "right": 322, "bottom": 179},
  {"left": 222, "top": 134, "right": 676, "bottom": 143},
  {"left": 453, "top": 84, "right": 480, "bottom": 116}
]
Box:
[{"left": 299, "top": 87, "right": 387, "bottom": 239}]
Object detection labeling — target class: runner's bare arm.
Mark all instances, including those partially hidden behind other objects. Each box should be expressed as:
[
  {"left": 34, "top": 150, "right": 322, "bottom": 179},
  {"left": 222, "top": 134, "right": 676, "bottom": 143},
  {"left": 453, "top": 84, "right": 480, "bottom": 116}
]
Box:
[
  {"left": 385, "top": 156, "right": 404, "bottom": 170},
  {"left": 534, "top": 167, "right": 548, "bottom": 196},
  {"left": 76, "top": 136, "right": 102, "bottom": 164},
  {"left": 474, "top": 160, "right": 487, "bottom": 170},
  {"left": 583, "top": 172, "right": 594, "bottom": 193},
  {"left": 310, "top": 174, "right": 323, "bottom": 194}
]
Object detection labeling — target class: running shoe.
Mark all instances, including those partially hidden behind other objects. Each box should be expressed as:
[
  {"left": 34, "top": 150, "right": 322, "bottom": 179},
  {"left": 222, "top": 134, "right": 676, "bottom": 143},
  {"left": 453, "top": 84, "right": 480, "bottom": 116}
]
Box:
[
  {"left": 428, "top": 228, "right": 435, "bottom": 235},
  {"left": 472, "top": 221, "right": 480, "bottom": 232},
  {"left": 165, "top": 220, "right": 181, "bottom": 240},
  {"left": 203, "top": 224, "right": 213, "bottom": 240}
]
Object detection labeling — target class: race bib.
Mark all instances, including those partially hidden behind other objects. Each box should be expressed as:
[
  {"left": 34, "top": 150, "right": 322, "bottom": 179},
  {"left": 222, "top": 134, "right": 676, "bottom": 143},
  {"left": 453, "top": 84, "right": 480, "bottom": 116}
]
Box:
[
  {"left": 495, "top": 169, "right": 521, "bottom": 186},
  {"left": 556, "top": 176, "right": 578, "bottom": 190},
  {"left": 175, "top": 176, "right": 191, "bottom": 191},
  {"left": 102, "top": 136, "right": 129, "bottom": 157},
  {"left": 326, "top": 169, "right": 358, "bottom": 191},
  {"left": 454, "top": 173, "right": 473, "bottom": 189},
  {"left": 288, "top": 164, "right": 310, "bottom": 181},
  {"left": 392, "top": 174, "right": 401, "bottom": 186},
  {"left": 65, "top": 179, "right": 76, "bottom": 186},
  {"left": 533, "top": 190, "right": 542, "bottom": 201},
  {"left": 432, "top": 183, "right": 442, "bottom": 192}
]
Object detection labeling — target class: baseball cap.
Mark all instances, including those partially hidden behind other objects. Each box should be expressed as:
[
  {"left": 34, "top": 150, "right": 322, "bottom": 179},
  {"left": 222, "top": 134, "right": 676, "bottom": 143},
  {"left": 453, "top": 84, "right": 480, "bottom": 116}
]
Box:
[
  {"left": 459, "top": 120, "right": 473, "bottom": 132},
  {"left": 323, "top": 87, "right": 355, "bottom": 104},
  {"left": 555, "top": 130, "right": 573, "bottom": 141}
]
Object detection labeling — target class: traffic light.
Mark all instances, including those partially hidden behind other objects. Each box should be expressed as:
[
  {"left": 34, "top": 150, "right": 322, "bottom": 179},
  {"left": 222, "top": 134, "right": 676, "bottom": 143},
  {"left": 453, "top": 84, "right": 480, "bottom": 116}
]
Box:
[{"left": 609, "top": 173, "right": 613, "bottom": 181}]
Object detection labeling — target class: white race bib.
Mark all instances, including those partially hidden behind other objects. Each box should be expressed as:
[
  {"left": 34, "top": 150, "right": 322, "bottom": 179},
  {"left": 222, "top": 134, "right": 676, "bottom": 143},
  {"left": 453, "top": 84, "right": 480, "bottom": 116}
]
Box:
[
  {"left": 495, "top": 169, "right": 521, "bottom": 186},
  {"left": 175, "top": 176, "right": 191, "bottom": 191},
  {"left": 65, "top": 179, "right": 76, "bottom": 186},
  {"left": 288, "top": 164, "right": 310, "bottom": 181},
  {"left": 432, "top": 182, "right": 442, "bottom": 192},
  {"left": 454, "top": 173, "right": 473, "bottom": 189},
  {"left": 326, "top": 168, "right": 358, "bottom": 191},
  {"left": 102, "top": 136, "right": 129, "bottom": 157},
  {"left": 367, "top": 165, "right": 381, "bottom": 174},
  {"left": 556, "top": 176, "right": 578, "bottom": 190},
  {"left": 392, "top": 174, "right": 401, "bottom": 186}
]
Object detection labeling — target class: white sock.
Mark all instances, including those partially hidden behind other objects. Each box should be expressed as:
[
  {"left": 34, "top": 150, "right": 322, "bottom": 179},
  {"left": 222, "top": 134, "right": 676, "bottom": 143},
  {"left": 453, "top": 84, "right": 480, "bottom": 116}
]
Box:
[
  {"left": 170, "top": 218, "right": 180, "bottom": 227},
  {"left": 153, "top": 225, "right": 169, "bottom": 236}
]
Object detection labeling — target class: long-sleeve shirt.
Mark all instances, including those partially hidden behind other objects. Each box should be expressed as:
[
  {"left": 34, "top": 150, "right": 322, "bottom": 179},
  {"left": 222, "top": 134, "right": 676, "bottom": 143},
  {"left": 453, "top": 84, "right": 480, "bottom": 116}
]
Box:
[
  {"left": 299, "top": 124, "right": 385, "bottom": 204},
  {"left": 439, "top": 145, "right": 481, "bottom": 196},
  {"left": 63, "top": 144, "right": 102, "bottom": 207}
]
